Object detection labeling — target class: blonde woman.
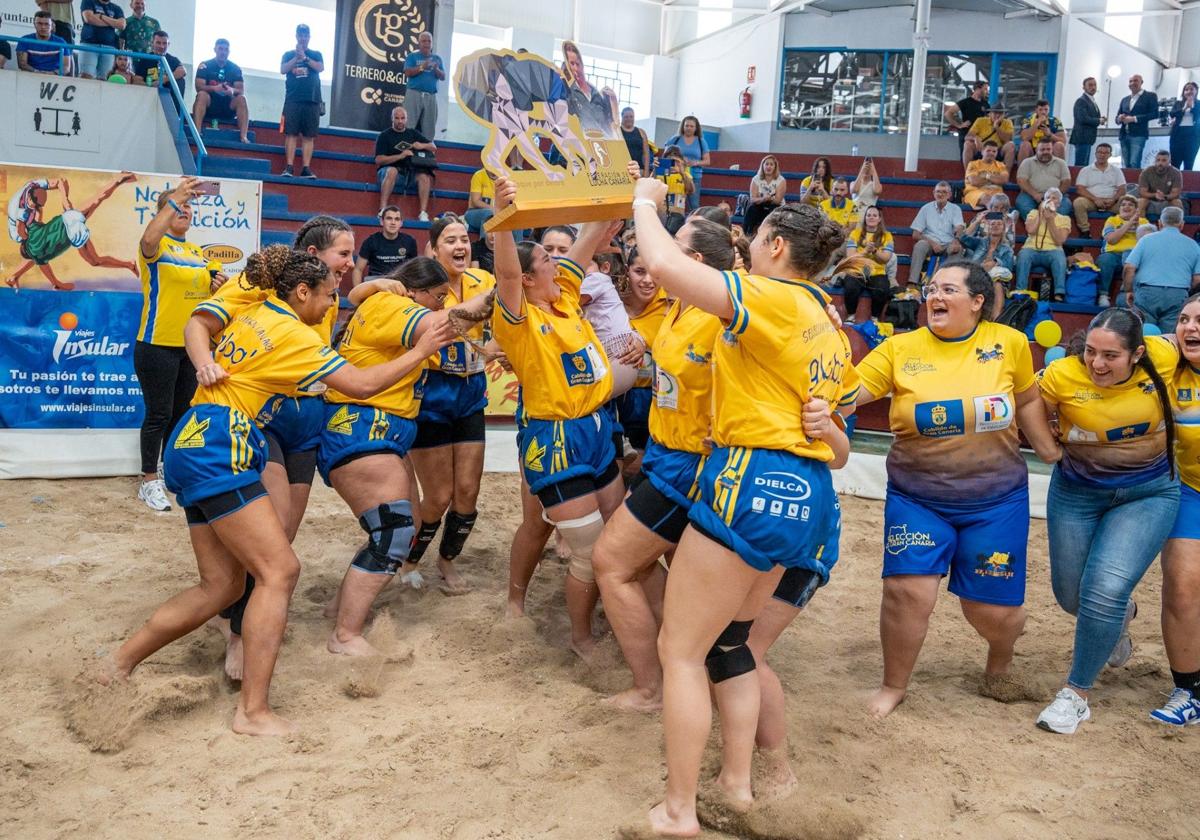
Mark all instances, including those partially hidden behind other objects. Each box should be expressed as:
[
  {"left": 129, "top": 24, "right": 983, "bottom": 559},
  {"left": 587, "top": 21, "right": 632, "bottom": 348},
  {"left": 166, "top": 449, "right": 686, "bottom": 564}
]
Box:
[{"left": 743, "top": 154, "right": 787, "bottom": 236}]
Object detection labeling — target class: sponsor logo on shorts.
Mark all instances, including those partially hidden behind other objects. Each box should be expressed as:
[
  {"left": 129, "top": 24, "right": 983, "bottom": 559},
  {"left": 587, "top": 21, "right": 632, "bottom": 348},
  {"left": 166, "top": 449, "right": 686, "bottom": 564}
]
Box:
[
  {"left": 975, "top": 343, "right": 1004, "bottom": 363},
  {"left": 973, "top": 393, "right": 1013, "bottom": 433},
  {"left": 974, "top": 550, "right": 1015, "bottom": 579},
  {"left": 901, "top": 358, "right": 937, "bottom": 376},
  {"left": 885, "top": 524, "right": 936, "bottom": 556},
  {"left": 914, "top": 400, "right": 965, "bottom": 438},
  {"left": 524, "top": 437, "right": 546, "bottom": 472},
  {"left": 750, "top": 496, "right": 810, "bottom": 520},
  {"left": 173, "top": 414, "right": 209, "bottom": 449},
  {"left": 326, "top": 405, "right": 359, "bottom": 436},
  {"left": 752, "top": 471, "right": 812, "bottom": 501}
]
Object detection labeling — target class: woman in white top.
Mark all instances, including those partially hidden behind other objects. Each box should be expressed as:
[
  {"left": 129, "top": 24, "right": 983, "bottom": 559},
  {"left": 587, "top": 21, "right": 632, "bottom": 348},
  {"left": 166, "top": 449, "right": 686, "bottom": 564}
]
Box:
[
  {"left": 852, "top": 157, "right": 883, "bottom": 211},
  {"left": 743, "top": 154, "right": 787, "bottom": 236}
]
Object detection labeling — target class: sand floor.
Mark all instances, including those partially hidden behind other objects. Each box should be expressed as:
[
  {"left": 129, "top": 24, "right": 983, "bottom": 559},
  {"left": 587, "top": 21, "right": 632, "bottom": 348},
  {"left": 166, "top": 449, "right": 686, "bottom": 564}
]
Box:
[{"left": 0, "top": 473, "right": 1197, "bottom": 839}]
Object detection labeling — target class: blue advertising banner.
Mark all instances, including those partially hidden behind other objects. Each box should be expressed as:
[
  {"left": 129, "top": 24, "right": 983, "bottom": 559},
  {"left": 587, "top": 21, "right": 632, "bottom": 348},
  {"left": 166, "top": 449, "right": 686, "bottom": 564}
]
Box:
[{"left": 0, "top": 288, "right": 144, "bottom": 429}]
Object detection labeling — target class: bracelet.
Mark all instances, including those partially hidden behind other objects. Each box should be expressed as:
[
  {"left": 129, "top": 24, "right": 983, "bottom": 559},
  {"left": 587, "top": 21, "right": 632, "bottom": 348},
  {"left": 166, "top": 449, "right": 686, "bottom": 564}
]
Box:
[
  {"left": 167, "top": 199, "right": 183, "bottom": 215},
  {"left": 632, "top": 198, "right": 657, "bottom": 210}
]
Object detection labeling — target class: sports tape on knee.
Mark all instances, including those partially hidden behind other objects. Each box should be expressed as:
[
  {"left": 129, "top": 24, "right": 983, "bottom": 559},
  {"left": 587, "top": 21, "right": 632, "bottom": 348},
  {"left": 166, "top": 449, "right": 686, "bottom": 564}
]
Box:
[
  {"left": 706, "top": 619, "right": 756, "bottom": 683},
  {"left": 438, "top": 510, "right": 478, "bottom": 560},
  {"left": 557, "top": 510, "right": 605, "bottom": 584},
  {"left": 351, "top": 499, "right": 415, "bottom": 575},
  {"left": 407, "top": 520, "right": 441, "bottom": 563}
]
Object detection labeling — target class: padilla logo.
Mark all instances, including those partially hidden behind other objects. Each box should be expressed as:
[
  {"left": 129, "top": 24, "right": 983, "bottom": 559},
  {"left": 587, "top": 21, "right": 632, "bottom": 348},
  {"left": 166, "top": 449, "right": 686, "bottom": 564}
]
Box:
[
  {"left": 51, "top": 312, "right": 130, "bottom": 364},
  {"left": 201, "top": 244, "right": 244, "bottom": 265},
  {"left": 354, "top": 0, "right": 426, "bottom": 64}
]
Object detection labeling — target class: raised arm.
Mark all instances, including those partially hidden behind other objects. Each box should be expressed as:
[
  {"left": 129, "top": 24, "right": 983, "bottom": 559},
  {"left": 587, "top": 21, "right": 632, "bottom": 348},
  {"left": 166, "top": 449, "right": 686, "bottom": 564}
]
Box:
[
  {"left": 491, "top": 179, "right": 525, "bottom": 318},
  {"left": 140, "top": 178, "right": 198, "bottom": 259}
]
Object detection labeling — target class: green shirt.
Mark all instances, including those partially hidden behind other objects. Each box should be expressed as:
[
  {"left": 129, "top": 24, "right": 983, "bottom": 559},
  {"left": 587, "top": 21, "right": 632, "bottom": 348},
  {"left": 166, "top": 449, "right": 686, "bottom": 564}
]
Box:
[{"left": 122, "top": 14, "right": 160, "bottom": 55}]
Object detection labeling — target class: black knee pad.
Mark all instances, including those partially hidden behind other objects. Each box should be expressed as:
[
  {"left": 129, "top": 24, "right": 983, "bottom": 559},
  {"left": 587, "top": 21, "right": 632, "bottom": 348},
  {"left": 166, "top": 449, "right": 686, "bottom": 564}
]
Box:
[
  {"left": 438, "top": 510, "right": 477, "bottom": 559},
  {"left": 350, "top": 499, "right": 415, "bottom": 575},
  {"left": 407, "top": 520, "right": 441, "bottom": 563},
  {"left": 705, "top": 619, "right": 756, "bottom": 683}
]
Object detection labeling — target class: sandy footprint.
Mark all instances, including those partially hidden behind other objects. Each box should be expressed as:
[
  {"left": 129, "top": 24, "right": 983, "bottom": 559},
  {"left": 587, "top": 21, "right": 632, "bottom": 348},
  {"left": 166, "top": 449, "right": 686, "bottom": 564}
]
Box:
[
  {"left": 698, "top": 787, "right": 867, "bottom": 840},
  {"left": 66, "top": 673, "right": 219, "bottom": 753}
]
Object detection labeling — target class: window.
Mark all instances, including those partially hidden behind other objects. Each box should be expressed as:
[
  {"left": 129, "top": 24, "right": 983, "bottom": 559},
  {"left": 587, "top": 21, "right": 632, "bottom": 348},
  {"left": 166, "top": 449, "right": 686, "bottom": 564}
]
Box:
[
  {"left": 552, "top": 45, "right": 649, "bottom": 117},
  {"left": 778, "top": 50, "right": 888, "bottom": 131},
  {"left": 449, "top": 28, "right": 506, "bottom": 104},
  {"left": 192, "top": 0, "right": 335, "bottom": 75}
]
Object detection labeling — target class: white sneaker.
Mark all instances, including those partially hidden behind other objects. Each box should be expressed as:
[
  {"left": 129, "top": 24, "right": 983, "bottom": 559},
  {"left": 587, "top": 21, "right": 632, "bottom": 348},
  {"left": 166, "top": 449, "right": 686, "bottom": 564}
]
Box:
[
  {"left": 1036, "top": 687, "right": 1091, "bottom": 734},
  {"left": 138, "top": 478, "right": 172, "bottom": 512},
  {"left": 418, "top": 211, "right": 430, "bottom": 222},
  {"left": 1097, "top": 294, "right": 1110, "bottom": 307}
]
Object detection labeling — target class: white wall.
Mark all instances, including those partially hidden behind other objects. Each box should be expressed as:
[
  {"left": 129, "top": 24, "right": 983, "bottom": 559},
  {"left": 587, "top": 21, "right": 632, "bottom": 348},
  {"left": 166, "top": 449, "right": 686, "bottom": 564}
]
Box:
[{"left": 1058, "top": 16, "right": 1162, "bottom": 125}]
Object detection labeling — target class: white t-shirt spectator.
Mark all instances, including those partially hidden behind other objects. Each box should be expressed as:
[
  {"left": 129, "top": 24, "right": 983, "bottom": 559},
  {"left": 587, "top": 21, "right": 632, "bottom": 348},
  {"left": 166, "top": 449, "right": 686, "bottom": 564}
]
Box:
[
  {"left": 1075, "top": 164, "right": 1126, "bottom": 200},
  {"left": 911, "top": 201, "right": 965, "bottom": 246},
  {"left": 581, "top": 272, "right": 635, "bottom": 350}
]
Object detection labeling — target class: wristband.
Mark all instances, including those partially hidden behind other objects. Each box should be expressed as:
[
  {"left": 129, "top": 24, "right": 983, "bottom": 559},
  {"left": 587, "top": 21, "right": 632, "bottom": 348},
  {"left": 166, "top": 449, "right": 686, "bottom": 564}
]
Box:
[
  {"left": 632, "top": 199, "right": 657, "bottom": 210},
  {"left": 167, "top": 199, "right": 184, "bottom": 215}
]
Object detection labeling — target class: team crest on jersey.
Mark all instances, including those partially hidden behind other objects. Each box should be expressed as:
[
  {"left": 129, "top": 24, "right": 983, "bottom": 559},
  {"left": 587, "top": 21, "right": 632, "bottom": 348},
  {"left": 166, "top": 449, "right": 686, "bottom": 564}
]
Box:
[
  {"left": 540, "top": 324, "right": 553, "bottom": 335},
  {"left": 685, "top": 343, "right": 712, "bottom": 366},
  {"left": 720, "top": 329, "right": 739, "bottom": 347},
  {"left": 901, "top": 358, "right": 937, "bottom": 375},
  {"left": 560, "top": 348, "right": 596, "bottom": 386},
  {"left": 1072, "top": 387, "right": 1102, "bottom": 404},
  {"left": 524, "top": 437, "right": 546, "bottom": 472},
  {"left": 885, "top": 525, "right": 936, "bottom": 556},
  {"left": 173, "top": 414, "right": 209, "bottom": 449},
  {"left": 326, "top": 405, "right": 359, "bottom": 436},
  {"left": 975, "top": 343, "right": 1004, "bottom": 363},
  {"left": 1179, "top": 388, "right": 1194, "bottom": 402},
  {"left": 973, "top": 394, "right": 1013, "bottom": 433},
  {"left": 914, "top": 400, "right": 965, "bottom": 437},
  {"left": 974, "top": 551, "right": 1015, "bottom": 579},
  {"left": 446, "top": 345, "right": 459, "bottom": 363},
  {"left": 1138, "top": 381, "right": 1157, "bottom": 394}
]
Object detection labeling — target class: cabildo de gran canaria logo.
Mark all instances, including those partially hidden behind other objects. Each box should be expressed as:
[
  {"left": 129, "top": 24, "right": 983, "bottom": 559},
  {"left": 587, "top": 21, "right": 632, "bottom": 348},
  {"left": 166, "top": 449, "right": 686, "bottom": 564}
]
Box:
[
  {"left": 354, "top": 0, "right": 425, "bottom": 64},
  {"left": 51, "top": 312, "right": 129, "bottom": 364}
]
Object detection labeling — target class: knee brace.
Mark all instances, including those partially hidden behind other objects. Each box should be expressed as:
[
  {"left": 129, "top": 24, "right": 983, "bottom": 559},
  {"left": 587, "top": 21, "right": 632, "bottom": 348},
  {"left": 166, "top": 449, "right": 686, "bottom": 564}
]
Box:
[
  {"left": 551, "top": 510, "right": 605, "bottom": 584},
  {"left": 406, "top": 520, "right": 441, "bottom": 563},
  {"left": 437, "top": 510, "right": 478, "bottom": 560},
  {"left": 705, "top": 619, "right": 756, "bottom": 683},
  {"left": 350, "top": 499, "right": 414, "bottom": 575}
]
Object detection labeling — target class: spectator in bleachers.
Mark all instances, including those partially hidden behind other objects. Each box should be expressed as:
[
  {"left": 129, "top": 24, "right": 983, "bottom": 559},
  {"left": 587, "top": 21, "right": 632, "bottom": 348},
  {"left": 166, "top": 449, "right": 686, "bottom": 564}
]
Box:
[
  {"left": 960, "top": 211, "right": 1015, "bottom": 317},
  {"left": 351, "top": 205, "right": 418, "bottom": 286},
  {"left": 944, "top": 81, "right": 990, "bottom": 164},
  {"left": 908, "top": 182, "right": 965, "bottom": 282},
  {"left": 800, "top": 157, "right": 833, "bottom": 206},
  {"left": 79, "top": 0, "right": 124, "bottom": 80},
  {"left": 621, "top": 107, "right": 650, "bottom": 176},
  {"left": 374, "top": 105, "right": 436, "bottom": 221},
  {"left": 1137, "top": 150, "right": 1184, "bottom": 218},
  {"left": 193, "top": 39, "right": 249, "bottom": 144},
  {"left": 1017, "top": 99, "right": 1067, "bottom": 165},
  {"left": 656, "top": 145, "right": 693, "bottom": 220},
  {"left": 1116, "top": 74, "right": 1158, "bottom": 169},
  {"left": 851, "top": 156, "right": 883, "bottom": 211},
  {"left": 108, "top": 52, "right": 133, "bottom": 83},
  {"left": 963, "top": 103, "right": 1015, "bottom": 172},
  {"left": 1069, "top": 77, "right": 1103, "bottom": 167},
  {"left": 402, "top": 31, "right": 444, "bottom": 140},
  {"left": 18, "top": 11, "right": 72, "bottom": 75},
  {"left": 743, "top": 154, "right": 786, "bottom": 237},
  {"left": 1168, "top": 82, "right": 1199, "bottom": 171},
  {"left": 280, "top": 24, "right": 323, "bottom": 179},
  {"left": 962, "top": 141, "right": 1008, "bottom": 209},
  {"left": 1097, "top": 194, "right": 1148, "bottom": 307},
  {"left": 471, "top": 230, "right": 495, "bottom": 273},
  {"left": 1071, "top": 141, "right": 1126, "bottom": 233},
  {"left": 843, "top": 207, "right": 895, "bottom": 324},
  {"left": 820, "top": 178, "right": 859, "bottom": 236},
  {"left": 0, "top": 19, "right": 12, "bottom": 69},
  {"left": 132, "top": 30, "right": 184, "bottom": 88},
  {"left": 664, "top": 115, "right": 710, "bottom": 214},
  {"left": 1122, "top": 206, "right": 1200, "bottom": 331},
  {"left": 121, "top": 0, "right": 158, "bottom": 56},
  {"left": 1016, "top": 138, "right": 1072, "bottom": 221},
  {"left": 1016, "top": 187, "right": 1071, "bottom": 301},
  {"left": 36, "top": 0, "right": 75, "bottom": 44},
  {"left": 465, "top": 168, "right": 494, "bottom": 234}
]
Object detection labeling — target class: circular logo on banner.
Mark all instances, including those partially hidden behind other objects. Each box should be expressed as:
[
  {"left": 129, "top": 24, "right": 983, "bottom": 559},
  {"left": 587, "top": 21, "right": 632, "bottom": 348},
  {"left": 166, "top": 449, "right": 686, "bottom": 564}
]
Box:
[
  {"left": 202, "top": 244, "right": 244, "bottom": 264},
  {"left": 354, "top": 0, "right": 427, "bottom": 64},
  {"left": 361, "top": 87, "right": 384, "bottom": 104}
]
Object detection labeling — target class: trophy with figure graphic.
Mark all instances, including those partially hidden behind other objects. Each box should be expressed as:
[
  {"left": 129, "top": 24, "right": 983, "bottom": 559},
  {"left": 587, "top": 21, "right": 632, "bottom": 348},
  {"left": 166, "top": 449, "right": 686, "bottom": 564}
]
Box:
[{"left": 453, "top": 44, "right": 634, "bottom": 231}]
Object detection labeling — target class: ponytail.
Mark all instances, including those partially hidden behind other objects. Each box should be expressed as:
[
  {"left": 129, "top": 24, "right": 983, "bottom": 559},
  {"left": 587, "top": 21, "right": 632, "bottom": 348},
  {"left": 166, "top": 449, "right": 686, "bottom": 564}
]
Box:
[{"left": 245, "top": 245, "right": 330, "bottom": 299}]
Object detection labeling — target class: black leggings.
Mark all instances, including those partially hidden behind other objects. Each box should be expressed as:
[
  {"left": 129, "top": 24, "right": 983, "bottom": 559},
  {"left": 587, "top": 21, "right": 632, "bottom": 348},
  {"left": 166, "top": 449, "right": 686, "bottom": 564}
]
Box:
[
  {"left": 134, "top": 341, "right": 197, "bottom": 475},
  {"left": 842, "top": 273, "right": 893, "bottom": 320}
]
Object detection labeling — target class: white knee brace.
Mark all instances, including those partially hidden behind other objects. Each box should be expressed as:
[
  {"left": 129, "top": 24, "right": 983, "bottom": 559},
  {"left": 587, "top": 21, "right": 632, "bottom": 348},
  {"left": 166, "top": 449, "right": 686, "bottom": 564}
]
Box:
[{"left": 550, "top": 510, "right": 605, "bottom": 583}]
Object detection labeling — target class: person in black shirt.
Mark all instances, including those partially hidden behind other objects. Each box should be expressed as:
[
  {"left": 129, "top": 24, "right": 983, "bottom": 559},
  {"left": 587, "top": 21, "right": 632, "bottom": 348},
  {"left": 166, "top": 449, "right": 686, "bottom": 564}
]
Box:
[
  {"left": 620, "top": 106, "right": 650, "bottom": 176},
  {"left": 193, "top": 38, "right": 249, "bottom": 143},
  {"left": 280, "top": 23, "right": 324, "bottom": 178},
  {"left": 132, "top": 30, "right": 186, "bottom": 89},
  {"left": 351, "top": 206, "right": 419, "bottom": 285},
  {"left": 375, "top": 106, "right": 436, "bottom": 221},
  {"left": 943, "top": 81, "right": 990, "bottom": 159},
  {"left": 470, "top": 230, "right": 494, "bottom": 273}
]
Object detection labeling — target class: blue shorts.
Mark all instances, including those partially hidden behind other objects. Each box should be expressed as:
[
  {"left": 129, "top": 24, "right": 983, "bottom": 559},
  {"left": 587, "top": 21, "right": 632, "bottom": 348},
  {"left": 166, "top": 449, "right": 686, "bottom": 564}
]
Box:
[
  {"left": 1169, "top": 483, "right": 1200, "bottom": 541},
  {"left": 518, "top": 410, "right": 615, "bottom": 496},
  {"left": 417, "top": 369, "right": 488, "bottom": 425},
  {"left": 316, "top": 403, "right": 418, "bottom": 485},
  {"left": 642, "top": 439, "right": 704, "bottom": 510},
  {"left": 259, "top": 393, "right": 325, "bottom": 453},
  {"left": 164, "top": 404, "right": 268, "bottom": 509},
  {"left": 616, "top": 387, "right": 653, "bottom": 448},
  {"left": 688, "top": 446, "right": 836, "bottom": 574},
  {"left": 882, "top": 483, "right": 1029, "bottom": 606}
]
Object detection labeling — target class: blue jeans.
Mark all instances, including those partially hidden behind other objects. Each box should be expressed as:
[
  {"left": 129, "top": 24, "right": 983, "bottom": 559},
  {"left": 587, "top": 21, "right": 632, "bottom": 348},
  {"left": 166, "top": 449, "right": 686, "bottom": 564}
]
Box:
[
  {"left": 1015, "top": 192, "right": 1072, "bottom": 218},
  {"left": 1072, "top": 143, "right": 1092, "bottom": 167},
  {"left": 686, "top": 170, "right": 702, "bottom": 214},
  {"left": 1015, "top": 248, "right": 1067, "bottom": 295},
  {"left": 1096, "top": 250, "right": 1128, "bottom": 299},
  {"left": 463, "top": 207, "right": 492, "bottom": 234},
  {"left": 1120, "top": 135, "right": 1148, "bottom": 169},
  {"left": 1046, "top": 467, "right": 1179, "bottom": 691},
  {"left": 1134, "top": 285, "right": 1190, "bottom": 333},
  {"left": 77, "top": 48, "right": 114, "bottom": 79}
]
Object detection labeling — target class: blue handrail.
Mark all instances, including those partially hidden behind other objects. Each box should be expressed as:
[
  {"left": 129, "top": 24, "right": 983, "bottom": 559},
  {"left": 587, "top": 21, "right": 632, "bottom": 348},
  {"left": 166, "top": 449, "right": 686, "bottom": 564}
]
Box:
[{"left": 0, "top": 35, "right": 207, "bottom": 175}]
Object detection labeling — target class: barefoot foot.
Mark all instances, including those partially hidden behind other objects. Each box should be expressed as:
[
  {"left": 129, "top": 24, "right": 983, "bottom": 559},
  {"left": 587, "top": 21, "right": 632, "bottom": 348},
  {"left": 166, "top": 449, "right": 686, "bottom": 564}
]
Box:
[
  {"left": 714, "top": 774, "right": 754, "bottom": 814},
  {"left": 224, "top": 633, "right": 244, "bottom": 681},
  {"left": 755, "top": 744, "right": 798, "bottom": 800},
  {"left": 206, "top": 615, "right": 232, "bottom": 642},
  {"left": 571, "top": 635, "right": 598, "bottom": 662},
  {"left": 437, "top": 559, "right": 472, "bottom": 596},
  {"left": 647, "top": 801, "right": 700, "bottom": 838},
  {"left": 601, "top": 685, "right": 663, "bottom": 713},
  {"left": 232, "top": 706, "right": 296, "bottom": 737},
  {"left": 505, "top": 598, "right": 526, "bottom": 619},
  {"left": 92, "top": 654, "right": 129, "bottom": 687},
  {"left": 868, "top": 685, "right": 906, "bottom": 718},
  {"left": 327, "top": 632, "right": 379, "bottom": 657}
]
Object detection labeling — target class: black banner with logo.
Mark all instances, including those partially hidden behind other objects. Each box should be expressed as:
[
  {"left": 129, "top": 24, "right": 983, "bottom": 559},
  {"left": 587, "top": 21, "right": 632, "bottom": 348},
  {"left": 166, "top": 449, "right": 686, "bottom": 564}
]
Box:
[{"left": 331, "top": 0, "right": 434, "bottom": 132}]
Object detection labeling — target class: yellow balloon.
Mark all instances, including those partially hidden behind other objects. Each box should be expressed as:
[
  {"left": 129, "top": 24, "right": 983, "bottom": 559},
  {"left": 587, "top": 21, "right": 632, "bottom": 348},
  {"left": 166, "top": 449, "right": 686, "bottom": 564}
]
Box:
[{"left": 1034, "top": 319, "right": 1062, "bottom": 349}]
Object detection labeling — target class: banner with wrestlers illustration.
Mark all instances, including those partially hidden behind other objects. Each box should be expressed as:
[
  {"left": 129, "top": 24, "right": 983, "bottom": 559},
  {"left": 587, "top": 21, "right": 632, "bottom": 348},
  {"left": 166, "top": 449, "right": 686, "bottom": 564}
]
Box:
[{"left": 0, "top": 163, "right": 261, "bottom": 478}]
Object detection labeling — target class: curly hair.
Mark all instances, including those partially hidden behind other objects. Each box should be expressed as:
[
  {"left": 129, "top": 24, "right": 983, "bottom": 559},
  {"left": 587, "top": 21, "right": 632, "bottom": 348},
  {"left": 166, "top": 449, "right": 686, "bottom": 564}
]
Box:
[
  {"left": 759, "top": 203, "right": 845, "bottom": 277},
  {"left": 244, "top": 245, "right": 330, "bottom": 298}
]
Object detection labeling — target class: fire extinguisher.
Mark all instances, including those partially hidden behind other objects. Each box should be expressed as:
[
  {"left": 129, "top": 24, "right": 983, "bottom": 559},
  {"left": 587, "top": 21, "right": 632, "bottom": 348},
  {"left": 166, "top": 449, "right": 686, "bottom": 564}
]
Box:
[{"left": 739, "top": 87, "right": 752, "bottom": 120}]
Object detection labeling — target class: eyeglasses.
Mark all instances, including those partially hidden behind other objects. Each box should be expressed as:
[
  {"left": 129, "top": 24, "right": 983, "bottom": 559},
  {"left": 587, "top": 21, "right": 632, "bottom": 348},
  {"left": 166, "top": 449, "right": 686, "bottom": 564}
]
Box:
[
  {"left": 415, "top": 288, "right": 449, "bottom": 304},
  {"left": 921, "top": 283, "right": 967, "bottom": 298}
]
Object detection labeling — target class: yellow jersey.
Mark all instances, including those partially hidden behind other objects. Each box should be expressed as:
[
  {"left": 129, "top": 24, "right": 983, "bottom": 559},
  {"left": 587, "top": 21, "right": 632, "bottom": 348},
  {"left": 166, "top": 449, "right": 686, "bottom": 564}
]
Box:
[
  {"left": 137, "top": 234, "right": 210, "bottom": 346},
  {"left": 430, "top": 268, "right": 495, "bottom": 376},
  {"left": 196, "top": 272, "right": 338, "bottom": 347},
  {"left": 847, "top": 229, "right": 895, "bottom": 277},
  {"left": 649, "top": 301, "right": 721, "bottom": 454},
  {"left": 492, "top": 258, "right": 612, "bottom": 420},
  {"left": 856, "top": 321, "right": 1035, "bottom": 501},
  {"left": 193, "top": 297, "right": 347, "bottom": 423},
  {"left": 713, "top": 272, "right": 852, "bottom": 460},
  {"left": 968, "top": 116, "right": 1014, "bottom": 145},
  {"left": 1038, "top": 335, "right": 1177, "bottom": 486},
  {"left": 1102, "top": 215, "right": 1150, "bottom": 253},
  {"left": 629, "top": 287, "right": 670, "bottom": 389},
  {"left": 1173, "top": 361, "right": 1200, "bottom": 491},
  {"left": 469, "top": 169, "right": 495, "bottom": 205},
  {"left": 324, "top": 293, "right": 431, "bottom": 418},
  {"left": 819, "top": 197, "right": 858, "bottom": 229}
]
